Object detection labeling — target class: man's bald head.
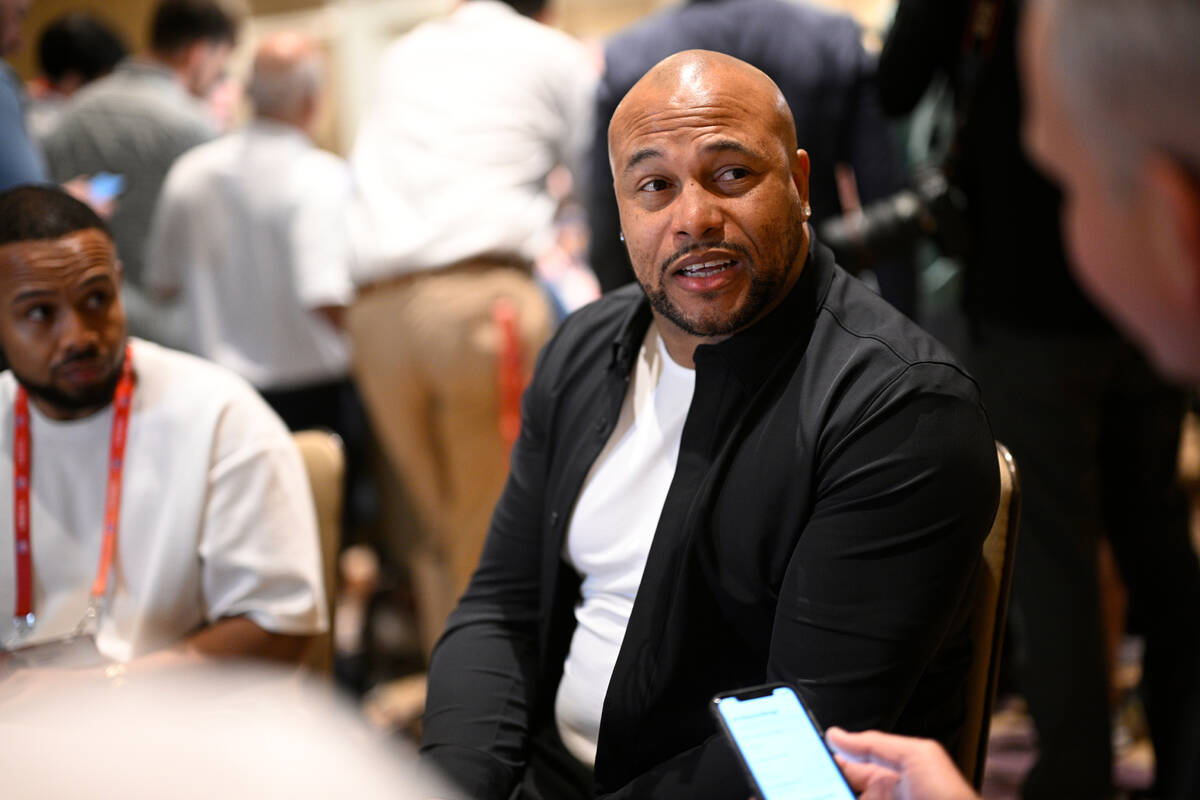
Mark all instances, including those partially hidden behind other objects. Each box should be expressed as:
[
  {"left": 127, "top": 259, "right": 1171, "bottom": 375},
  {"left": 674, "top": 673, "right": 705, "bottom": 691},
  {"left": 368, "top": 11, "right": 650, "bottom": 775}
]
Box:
[
  {"left": 604, "top": 50, "right": 812, "bottom": 364},
  {"left": 248, "top": 30, "right": 323, "bottom": 126},
  {"left": 609, "top": 50, "right": 798, "bottom": 167}
]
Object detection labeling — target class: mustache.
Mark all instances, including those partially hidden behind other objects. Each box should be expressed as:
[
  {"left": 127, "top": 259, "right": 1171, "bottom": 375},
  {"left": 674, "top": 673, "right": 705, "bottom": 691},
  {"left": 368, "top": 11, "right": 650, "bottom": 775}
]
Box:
[
  {"left": 659, "top": 241, "right": 752, "bottom": 277},
  {"left": 50, "top": 345, "right": 104, "bottom": 373}
]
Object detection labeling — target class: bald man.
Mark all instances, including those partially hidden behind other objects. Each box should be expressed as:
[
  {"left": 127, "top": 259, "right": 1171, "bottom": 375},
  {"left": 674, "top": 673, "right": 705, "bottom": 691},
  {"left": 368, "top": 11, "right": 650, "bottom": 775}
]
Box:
[
  {"left": 144, "top": 32, "right": 359, "bottom": 477},
  {"left": 420, "top": 51, "right": 998, "bottom": 800}
]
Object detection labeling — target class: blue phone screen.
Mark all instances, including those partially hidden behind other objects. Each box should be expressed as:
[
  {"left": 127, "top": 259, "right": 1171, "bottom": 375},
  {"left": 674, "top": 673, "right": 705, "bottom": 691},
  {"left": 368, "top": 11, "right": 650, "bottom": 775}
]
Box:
[{"left": 717, "top": 687, "right": 856, "bottom": 800}]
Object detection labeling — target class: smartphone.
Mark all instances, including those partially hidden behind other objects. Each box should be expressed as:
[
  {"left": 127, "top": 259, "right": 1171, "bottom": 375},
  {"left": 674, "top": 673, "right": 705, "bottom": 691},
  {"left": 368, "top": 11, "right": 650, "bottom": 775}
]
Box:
[
  {"left": 88, "top": 172, "right": 126, "bottom": 204},
  {"left": 711, "top": 683, "right": 856, "bottom": 800}
]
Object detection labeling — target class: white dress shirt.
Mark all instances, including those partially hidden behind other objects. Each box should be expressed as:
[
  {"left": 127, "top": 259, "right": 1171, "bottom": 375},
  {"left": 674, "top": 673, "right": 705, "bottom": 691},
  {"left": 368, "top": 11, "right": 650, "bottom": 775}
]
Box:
[
  {"left": 348, "top": 0, "right": 597, "bottom": 283},
  {"left": 145, "top": 120, "right": 353, "bottom": 390}
]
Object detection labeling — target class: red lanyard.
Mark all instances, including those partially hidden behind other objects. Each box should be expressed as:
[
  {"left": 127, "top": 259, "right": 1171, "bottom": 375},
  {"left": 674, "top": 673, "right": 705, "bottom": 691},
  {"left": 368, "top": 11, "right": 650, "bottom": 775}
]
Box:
[{"left": 12, "top": 345, "right": 134, "bottom": 632}]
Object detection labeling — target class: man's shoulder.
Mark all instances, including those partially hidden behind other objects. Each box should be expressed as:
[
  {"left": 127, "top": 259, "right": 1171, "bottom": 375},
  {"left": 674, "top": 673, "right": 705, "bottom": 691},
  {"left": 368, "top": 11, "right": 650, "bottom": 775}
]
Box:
[
  {"left": 54, "top": 70, "right": 213, "bottom": 142},
  {"left": 812, "top": 268, "right": 981, "bottom": 404},
  {"left": 601, "top": 0, "right": 865, "bottom": 110},
  {"left": 529, "top": 285, "right": 645, "bottom": 391},
  {"left": 131, "top": 339, "right": 284, "bottom": 430}
]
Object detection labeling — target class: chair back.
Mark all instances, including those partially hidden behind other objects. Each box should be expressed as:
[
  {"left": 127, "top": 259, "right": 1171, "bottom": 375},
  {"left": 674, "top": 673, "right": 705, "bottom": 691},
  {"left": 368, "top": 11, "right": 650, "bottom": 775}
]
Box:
[
  {"left": 293, "top": 429, "right": 345, "bottom": 676},
  {"left": 956, "top": 441, "right": 1021, "bottom": 788}
]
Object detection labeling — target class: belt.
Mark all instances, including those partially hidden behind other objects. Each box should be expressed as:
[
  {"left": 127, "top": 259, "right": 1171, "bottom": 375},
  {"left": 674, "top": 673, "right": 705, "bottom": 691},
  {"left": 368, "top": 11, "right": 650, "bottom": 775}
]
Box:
[{"left": 355, "top": 253, "right": 533, "bottom": 298}]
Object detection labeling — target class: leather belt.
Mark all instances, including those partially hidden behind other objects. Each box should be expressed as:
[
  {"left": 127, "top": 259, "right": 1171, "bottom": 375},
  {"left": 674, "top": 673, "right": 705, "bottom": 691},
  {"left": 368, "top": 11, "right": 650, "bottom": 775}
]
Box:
[{"left": 355, "top": 253, "right": 533, "bottom": 297}]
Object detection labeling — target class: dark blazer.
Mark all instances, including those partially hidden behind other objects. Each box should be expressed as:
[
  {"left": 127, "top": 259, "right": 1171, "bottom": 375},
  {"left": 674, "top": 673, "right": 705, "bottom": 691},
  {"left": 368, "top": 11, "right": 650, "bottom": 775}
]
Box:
[
  {"left": 587, "top": 0, "right": 909, "bottom": 310},
  {"left": 421, "top": 238, "right": 999, "bottom": 799}
]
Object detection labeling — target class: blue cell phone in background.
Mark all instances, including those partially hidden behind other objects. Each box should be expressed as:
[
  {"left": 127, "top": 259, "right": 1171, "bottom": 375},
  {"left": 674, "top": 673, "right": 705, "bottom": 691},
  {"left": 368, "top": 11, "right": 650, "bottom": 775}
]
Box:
[
  {"left": 88, "top": 172, "right": 126, "bottom": 204},
  {"left": 712, "top": 683, "right": 857, "bottom": 800}
]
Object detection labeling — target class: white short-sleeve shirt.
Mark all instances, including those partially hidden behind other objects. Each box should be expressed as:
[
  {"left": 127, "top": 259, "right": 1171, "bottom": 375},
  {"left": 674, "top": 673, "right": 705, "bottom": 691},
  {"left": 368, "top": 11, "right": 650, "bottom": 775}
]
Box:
[{"left": 0, "top": 339, "right": 328, "bottom": 662}]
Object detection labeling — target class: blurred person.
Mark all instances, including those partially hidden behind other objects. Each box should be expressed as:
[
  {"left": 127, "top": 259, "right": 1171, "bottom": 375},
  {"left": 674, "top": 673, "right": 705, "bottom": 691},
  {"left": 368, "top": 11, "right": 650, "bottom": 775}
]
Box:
[
  {"left": 40, "top": 0, "right": 237, "bottom": 349},
  {"left": 587, "top": 0, "right": 914, "bottom": 315},
  {"left": 0, "top": 185, "right": 326, "bottom": 676},
  {"left": 2, "top": 662, "right": 452, "bottom": 798},
  {"left": 420, "top": 50, "right": 998, "bottom": 800},
  {"left": 816, "top": 1, "right": 1200, "bottom": 798},
  {"left": 346, "top": 0, "right": 595, "bottom": 654},
  {"left": 26, "top": 12, "right": 128, "bottom": 140},
  {"left": 145, "top": 31, "right": 367, "bottom": 533},
  {"left": 0, "top": 0, "right": 46, "bottom": 191},
  {"left": 877, "top": 2, "right": 1195, "bottom": 798}
]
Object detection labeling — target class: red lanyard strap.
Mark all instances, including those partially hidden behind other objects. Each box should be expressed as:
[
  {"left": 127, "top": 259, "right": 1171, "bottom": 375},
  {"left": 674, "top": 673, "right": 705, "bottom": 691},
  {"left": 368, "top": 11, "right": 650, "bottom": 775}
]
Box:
[{"left": 12, "top": 344, "right": 134, "bottom": 629}]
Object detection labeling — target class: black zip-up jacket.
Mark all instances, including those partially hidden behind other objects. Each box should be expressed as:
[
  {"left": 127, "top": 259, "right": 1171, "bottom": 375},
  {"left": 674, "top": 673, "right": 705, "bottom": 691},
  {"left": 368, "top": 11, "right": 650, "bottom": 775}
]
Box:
[{"left": 422, "top": 238, "right": 1000, "bottom": 799}]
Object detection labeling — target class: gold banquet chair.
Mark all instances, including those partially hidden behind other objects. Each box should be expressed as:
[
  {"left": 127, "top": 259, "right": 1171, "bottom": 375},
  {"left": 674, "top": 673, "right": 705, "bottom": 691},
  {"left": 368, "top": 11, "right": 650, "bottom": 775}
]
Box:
[
  {"left": 956, "top": 442, "right": 1021, "bottom": 788},
  {"left": 293, "top": 429, "right": 345, "bottom": 677}
]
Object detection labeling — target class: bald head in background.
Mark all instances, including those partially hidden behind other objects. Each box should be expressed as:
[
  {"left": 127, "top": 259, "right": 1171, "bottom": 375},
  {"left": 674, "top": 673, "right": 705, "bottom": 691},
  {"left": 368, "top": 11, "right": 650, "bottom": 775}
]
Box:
[
  {"left": 607, "top": 50, "right": 812, "bottom": 365},
  {"left": 248, "top": 30, "right": 324, "bottom": 129}
]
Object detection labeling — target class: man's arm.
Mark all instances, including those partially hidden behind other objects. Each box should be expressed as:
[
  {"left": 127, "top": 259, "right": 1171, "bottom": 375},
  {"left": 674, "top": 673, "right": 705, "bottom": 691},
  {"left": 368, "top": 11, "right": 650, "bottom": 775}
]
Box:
[
  {"left": 599, "top": 369, "right": 998, "bottom": 799},
  {"left": 183, "top": 615, "right": 313, "bottom": 662},
  {"left": 196, "top": 393, "right": 329, "bottom": 659},
  {"left": 419, "top": 353, "right": 556, "bottom": 800}
]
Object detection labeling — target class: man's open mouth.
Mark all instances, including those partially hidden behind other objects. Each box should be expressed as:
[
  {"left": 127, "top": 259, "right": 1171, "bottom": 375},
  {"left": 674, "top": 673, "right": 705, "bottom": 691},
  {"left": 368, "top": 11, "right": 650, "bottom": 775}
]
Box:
[{"left": 677, "top": 259, "right": 737, "bottom": 277}]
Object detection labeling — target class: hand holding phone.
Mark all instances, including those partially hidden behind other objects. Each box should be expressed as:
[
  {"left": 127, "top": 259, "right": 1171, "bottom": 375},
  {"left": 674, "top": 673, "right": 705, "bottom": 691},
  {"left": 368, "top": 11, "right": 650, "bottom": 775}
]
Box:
[{"left": 712, "top": 683, "right": 857, "bottom": 800}]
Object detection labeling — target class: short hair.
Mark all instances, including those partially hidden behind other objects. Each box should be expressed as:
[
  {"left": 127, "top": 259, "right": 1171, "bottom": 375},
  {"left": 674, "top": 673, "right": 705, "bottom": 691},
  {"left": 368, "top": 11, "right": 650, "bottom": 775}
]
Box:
[
  {"left": 150, "top": 0, "right": 237, "bottom": 54},
  {"left": 1043, "top": 0, "right": 1200, "bottom": 184},
  {"left": 0, "top": 185, "right": 111, "bottom": 247},
  {"left": 37, "top": 13, "right": 128, "bottom": 85},
  {"left": 248, "top": 49, "right": 322, "bottom": 120},
  {"left": 496, "top": 0, "right": 547, "bottom": 19}
]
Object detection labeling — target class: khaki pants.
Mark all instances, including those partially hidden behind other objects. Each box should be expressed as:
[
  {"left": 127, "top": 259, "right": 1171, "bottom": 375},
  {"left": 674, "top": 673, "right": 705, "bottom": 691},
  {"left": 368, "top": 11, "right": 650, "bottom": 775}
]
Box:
[{"left": 348, "top": 264, "right": 551, "bottom": 655}]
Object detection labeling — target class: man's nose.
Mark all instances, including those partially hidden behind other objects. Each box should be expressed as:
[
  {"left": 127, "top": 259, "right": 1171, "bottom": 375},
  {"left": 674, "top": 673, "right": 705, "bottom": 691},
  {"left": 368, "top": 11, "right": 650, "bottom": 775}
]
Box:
[
  {"left": 673, "top": 180, "right": 724, "bottom": 244},
  {"left": 58, "top": 309, "right": 101, "bottom": 355}
]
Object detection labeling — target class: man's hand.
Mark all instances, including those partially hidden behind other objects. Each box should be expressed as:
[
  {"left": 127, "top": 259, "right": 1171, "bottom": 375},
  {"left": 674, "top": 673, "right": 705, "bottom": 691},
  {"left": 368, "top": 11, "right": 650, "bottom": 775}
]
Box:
[{"left": 824, "top": 727, "right": 979, "bottom": 800}]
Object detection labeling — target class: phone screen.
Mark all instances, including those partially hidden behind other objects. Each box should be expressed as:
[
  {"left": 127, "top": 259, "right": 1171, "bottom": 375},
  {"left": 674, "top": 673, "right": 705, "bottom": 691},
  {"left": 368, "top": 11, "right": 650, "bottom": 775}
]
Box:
[
  {"left": 714, "top": 685, "right": 856, "bottom": 800},
  {"left": 88, "top": 172, "right": 126, "bottom": 204}
]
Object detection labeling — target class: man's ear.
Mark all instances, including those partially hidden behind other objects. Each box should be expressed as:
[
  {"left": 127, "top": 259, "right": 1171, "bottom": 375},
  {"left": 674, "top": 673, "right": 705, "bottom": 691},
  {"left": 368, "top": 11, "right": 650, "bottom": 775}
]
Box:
[
  {"left": 1142, "top": 153, "right": 1200, "bottom": 310},
  {"left": 792, "top": 149, "right": 811, "bottom": 211}
]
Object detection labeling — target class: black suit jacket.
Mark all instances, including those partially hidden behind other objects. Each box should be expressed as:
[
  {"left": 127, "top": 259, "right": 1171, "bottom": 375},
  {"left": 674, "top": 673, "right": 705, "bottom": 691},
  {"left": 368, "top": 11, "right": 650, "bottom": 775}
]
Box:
[{"left": 421, "top": 238, "right": 999, "bottom": 799}]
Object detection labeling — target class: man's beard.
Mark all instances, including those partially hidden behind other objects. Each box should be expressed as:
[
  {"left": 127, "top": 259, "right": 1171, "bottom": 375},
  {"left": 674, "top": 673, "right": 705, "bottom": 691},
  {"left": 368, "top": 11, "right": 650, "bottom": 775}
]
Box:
[
  {"left": 641, "top": 224, "right": 805, "bottom": 338},
  {"left": 14, "top": 347, "right": 126, "bottom": 418}
]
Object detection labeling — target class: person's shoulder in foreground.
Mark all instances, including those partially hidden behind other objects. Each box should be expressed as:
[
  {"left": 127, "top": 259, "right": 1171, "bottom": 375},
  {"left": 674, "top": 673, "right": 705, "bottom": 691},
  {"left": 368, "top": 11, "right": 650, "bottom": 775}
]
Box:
[{"left": 421, "top": 50, "right": 997, "bottom": 800}]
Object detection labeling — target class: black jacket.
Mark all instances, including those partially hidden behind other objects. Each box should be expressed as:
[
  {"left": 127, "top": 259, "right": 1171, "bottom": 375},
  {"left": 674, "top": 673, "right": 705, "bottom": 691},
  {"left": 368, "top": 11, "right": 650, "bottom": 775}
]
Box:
[{"left": 422, "top": 239, "right": 999, "bottom": 799}]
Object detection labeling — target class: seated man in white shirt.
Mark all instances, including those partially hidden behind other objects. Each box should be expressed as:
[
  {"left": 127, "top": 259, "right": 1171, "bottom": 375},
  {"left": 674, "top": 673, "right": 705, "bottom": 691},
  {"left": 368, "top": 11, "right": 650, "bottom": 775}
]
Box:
[{"left": 0, "top": 184, "right": 327, "bottom": 674}]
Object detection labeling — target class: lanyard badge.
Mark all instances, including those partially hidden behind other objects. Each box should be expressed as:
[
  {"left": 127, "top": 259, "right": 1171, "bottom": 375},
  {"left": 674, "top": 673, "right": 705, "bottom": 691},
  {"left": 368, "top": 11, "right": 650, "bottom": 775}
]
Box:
[{"left": 10, "top": 345, "right": 134, "bottom": 640}]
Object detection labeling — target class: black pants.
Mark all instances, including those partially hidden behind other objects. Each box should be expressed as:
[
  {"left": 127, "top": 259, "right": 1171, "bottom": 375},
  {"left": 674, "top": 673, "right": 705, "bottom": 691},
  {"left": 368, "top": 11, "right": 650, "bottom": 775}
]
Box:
[
  {"left": 260, "top": 377, "right": 372, "bottom": 539},
  {"left": 971, "top": 322, "right": 1200, "bottom": 800}
]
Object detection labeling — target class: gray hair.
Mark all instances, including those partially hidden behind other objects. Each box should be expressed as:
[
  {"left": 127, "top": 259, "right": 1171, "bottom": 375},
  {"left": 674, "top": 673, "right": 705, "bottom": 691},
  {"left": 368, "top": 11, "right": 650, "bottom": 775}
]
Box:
[
  {"left": 247, "top": 47, "right": 322, "bottom": 120},
  {"left": 1042, "top": 0, "right": 1200, "bottom": 185}
]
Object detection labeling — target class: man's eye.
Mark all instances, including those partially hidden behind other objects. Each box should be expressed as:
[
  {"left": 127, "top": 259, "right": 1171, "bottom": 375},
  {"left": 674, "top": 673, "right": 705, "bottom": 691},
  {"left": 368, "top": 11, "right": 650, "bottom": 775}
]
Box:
[
  {"left": 83, "top": 291, "right": 111, "bottom": 310},
  {"left": 716, "top": 166, "right": 751, "bottom": 183},
  {"left": 25, "top": 305, "right": 52, "bottom": 323},
  {"left": 639, "top": 178, "right": 670, "bottom": 193}
]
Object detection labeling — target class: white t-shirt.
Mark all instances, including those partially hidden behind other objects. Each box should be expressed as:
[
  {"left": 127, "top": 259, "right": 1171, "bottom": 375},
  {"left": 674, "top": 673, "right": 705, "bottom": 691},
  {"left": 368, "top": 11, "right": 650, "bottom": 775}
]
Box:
[
  {"left": 145, "top": 120, "right": 353, "bottom": 390},
  {"left": 0, "top": 339, "right": 328, "bottom": 662},
  {"left": 348, "top": 0, "right": 597, "bottom": 281},
  {"left": 555, "top": 325, "right": 695, "bottom": 765}
]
